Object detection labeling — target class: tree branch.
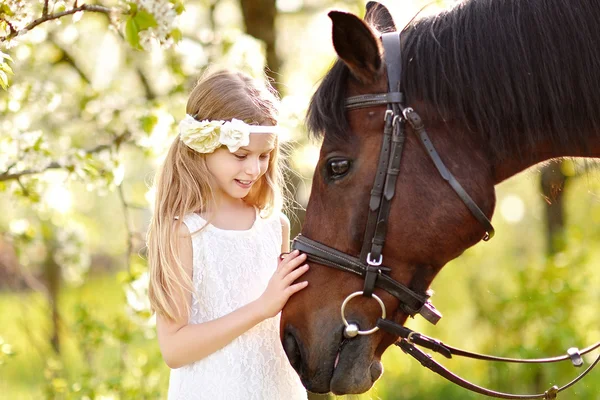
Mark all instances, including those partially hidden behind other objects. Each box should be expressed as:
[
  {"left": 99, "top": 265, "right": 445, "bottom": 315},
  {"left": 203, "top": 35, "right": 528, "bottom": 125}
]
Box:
[
  {"left": 136, "top": 67, "right": 156, "bottom": 100},
  {"left": 0, "top": 131, "right": 131, "bottom": 182},
  {"left": 50, "top": 36, "right": 92, "bottom": 85},
  {"left": 0, "top": 18, "right": 17, "bottom": 37},
  {"left": 117, "top": 183, "right": 135, "bottom": 272},
  {"left": 0, "top": 4, "right": 113, "bottom": 42}
]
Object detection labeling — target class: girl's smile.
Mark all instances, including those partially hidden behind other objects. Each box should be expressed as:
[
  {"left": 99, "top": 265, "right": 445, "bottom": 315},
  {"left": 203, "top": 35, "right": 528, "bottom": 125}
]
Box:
[
  {"left": 206, "top": 132, "right": 276, "bottom": 202},
  {"left": 234, "top": 179, "right": 254, "bottom": 189}
]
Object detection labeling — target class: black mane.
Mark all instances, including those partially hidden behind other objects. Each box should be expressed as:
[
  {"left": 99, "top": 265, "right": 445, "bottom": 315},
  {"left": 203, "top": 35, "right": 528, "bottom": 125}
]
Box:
[{"left": 307, "top": 0, "right": 600, "bottom": 160}]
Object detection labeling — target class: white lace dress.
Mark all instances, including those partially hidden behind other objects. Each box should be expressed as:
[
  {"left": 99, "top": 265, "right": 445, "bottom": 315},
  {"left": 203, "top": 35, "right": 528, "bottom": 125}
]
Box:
[{"left": 167, "top": 211, "right": 307, "bottom": 400}]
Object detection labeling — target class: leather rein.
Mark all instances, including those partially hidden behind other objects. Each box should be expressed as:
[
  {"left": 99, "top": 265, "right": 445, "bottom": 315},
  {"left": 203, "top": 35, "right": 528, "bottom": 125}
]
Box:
[{"left": 291, "top": 31, "right": 599, "bottom": 399}]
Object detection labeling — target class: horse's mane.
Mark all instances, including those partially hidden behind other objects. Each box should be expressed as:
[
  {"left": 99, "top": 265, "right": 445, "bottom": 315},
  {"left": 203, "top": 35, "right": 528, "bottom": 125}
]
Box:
[{"left": 307, "top": 0, "right": 600, "bottom": 160}]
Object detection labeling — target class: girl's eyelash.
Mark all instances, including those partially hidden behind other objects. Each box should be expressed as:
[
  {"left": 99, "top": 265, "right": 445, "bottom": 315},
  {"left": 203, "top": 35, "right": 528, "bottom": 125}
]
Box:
[{"left": 233, "top": 153, "right": 271, "bottom": 160}]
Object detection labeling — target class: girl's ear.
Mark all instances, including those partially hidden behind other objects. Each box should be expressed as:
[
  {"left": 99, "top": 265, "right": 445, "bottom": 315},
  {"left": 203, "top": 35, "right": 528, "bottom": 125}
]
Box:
[
  {"left": 329, "top": 11, "right": 383, "bottom": 84},
  {"left": 364, "top": 1, "right": 396, "bottom": 33}
]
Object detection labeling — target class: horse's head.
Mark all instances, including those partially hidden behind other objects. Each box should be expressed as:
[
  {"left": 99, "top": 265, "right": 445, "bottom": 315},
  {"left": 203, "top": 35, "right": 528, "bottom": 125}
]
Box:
[{"left": 281, "top": 2, "right": 497, "bottom": 395}]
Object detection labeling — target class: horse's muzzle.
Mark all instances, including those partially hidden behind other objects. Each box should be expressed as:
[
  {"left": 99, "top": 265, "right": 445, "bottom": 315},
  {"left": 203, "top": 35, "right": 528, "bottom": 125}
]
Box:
[{"left": 282, "top": 323, "right": 381, "bottom": 394}]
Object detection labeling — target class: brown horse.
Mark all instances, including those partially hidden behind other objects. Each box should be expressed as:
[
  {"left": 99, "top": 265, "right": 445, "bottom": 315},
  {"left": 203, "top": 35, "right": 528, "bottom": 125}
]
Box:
[{"left": 280, "top": 0, "right": 600, "bottom": 395}]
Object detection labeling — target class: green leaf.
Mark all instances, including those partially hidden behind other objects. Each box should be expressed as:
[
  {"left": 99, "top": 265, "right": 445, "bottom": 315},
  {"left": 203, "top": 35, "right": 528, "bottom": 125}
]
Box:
[
  {"left": 125, "top": 17, "right": 141, "bottom": 50},
  {"left": 134, "top": 10, "right": 158, "bottom": 31},
  {"left": 0, "top": 4, "right": 14, "bottom": 17},
  {"left": 0, "top": 62, "right": 13, "bottom": 75},
  {"left": 171, "top": 0, "right": 185, "bottom": 14},
  {"left": 170, "top": 28, "right": 182, "bottom": 43},
  {"left": 0, "top": 51, "right": 12, "bottom": 62},
  {"left": 128, "top": 2, "right": 138, "bottom": 14},
  {"left": 140, "top": 115, "right": 158, "bottom": 134},
  {"left": 0, "top": 70, "right": 8, "bottom": 90}
]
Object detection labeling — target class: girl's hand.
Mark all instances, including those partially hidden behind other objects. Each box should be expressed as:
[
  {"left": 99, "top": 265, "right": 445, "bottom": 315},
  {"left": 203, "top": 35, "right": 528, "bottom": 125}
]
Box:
[{"left": 257, "top": 250, "right": 309, "bottom": 319}]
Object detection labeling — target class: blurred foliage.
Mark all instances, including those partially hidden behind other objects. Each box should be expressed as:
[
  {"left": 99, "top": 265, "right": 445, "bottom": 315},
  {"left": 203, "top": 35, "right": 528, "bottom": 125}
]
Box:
[
  {"left": 0, "top": 274, "right": 167, "bottom": 398},
  {"left": 1, "top": 0, "right": 599, "bottom": 399}
]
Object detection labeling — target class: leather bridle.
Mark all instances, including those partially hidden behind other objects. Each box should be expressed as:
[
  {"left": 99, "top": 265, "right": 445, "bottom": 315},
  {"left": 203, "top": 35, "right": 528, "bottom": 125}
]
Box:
[
  {"left": 293, "top": 31, "right": 493, "bottom": 326},
  {"left": 291, "top": 31, "right": 599, "bottom": 399}
]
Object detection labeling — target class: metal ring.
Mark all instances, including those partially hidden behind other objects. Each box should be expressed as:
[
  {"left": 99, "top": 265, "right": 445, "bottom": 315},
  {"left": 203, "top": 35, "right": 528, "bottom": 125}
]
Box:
[
  {"left": 340, "top": 291, "right": 387, "bottom": 336},
  {"left": 406, "top": 331, "right": 417, "bottom": 344}
]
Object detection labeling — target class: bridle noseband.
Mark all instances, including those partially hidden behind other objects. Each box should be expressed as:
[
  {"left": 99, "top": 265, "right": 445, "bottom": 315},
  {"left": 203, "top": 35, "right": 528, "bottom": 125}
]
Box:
[{"left": 291, "top": 31, "right": 599, "bottom": 399}]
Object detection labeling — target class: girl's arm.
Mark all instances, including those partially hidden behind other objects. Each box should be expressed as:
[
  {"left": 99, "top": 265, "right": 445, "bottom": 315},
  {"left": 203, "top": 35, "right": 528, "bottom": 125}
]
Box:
[
  {"left": 280, "top": 212, "right": 291, "bottom": 253},
  {"left": 156, "top": 222, "right": 308, "bottom": 369}
]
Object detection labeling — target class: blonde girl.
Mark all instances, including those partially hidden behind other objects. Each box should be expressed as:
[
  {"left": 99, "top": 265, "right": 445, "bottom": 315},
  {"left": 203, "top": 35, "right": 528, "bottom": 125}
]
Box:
[{"left": 147, "top": 70, "right": 308, "bottom": 399}]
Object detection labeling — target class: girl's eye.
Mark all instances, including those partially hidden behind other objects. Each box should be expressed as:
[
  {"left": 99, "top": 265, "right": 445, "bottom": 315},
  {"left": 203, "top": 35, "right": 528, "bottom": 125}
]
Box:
[
  {"left": 260, "top": 153, "right": 271, "bottom": 160},
  {"left": 234, "top": 154, "right": 247, "bottom": 160}
]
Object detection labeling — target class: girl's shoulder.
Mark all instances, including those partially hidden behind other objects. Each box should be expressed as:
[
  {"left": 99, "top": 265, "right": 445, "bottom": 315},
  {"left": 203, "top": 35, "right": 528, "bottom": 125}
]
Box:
[
  {"left": 247, "top": 209, "right": 282, "bottom": 241},
  {"left": 258, "top": 209, "right": 287, "bottom": 225},
  {"left": 279, "top": 212, "right": 290, "bottom": 231},
  {"left": 181, "top": 213, "right": 208, "bottom": 233}
]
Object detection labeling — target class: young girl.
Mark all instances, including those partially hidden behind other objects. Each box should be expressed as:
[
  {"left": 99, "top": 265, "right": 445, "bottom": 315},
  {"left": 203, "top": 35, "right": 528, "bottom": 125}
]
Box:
[{"left": 147, "top": 70, "right": 309, "bottom": 399}]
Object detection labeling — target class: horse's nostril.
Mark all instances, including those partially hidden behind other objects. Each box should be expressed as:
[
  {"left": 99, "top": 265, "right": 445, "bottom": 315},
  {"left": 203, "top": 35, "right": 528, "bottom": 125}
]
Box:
[
  {"left": 369, "top": 360, "right": 384, "bottom": 382},
  {"left": 283, "top": 329, "right": 302, "bottom": 373}
]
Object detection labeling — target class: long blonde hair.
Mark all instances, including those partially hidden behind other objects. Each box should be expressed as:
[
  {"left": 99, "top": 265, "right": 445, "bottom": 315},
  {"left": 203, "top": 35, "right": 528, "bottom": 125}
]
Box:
[{"left": 147, "top": 70, "right": 284, "bottom": 320}]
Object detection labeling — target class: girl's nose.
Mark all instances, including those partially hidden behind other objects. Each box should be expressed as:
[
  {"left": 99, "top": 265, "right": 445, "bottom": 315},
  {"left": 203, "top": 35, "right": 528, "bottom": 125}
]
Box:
[{"left": 245, "top": 157, "right": 260, "bottom": 177}]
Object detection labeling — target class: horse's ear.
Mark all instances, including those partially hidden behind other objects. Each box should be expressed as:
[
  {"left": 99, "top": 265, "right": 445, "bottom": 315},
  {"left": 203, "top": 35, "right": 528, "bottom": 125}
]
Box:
[
  {"left": 365, "top": 1, "right": 396, "bottom": 32},
  {"left": 329, "top": 11, "right": 382, "bottom": 84}
]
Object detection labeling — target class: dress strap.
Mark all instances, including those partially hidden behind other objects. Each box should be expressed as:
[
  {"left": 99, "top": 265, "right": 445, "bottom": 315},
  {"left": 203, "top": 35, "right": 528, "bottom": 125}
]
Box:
[{"left": 182, "top": 213, "right": 207, "bottom": 233}]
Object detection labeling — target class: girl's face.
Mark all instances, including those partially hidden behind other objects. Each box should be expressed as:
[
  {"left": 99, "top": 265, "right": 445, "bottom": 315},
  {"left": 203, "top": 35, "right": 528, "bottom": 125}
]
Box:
[{"left": 205, "top": 133, "right": 276, "bottom": 203}]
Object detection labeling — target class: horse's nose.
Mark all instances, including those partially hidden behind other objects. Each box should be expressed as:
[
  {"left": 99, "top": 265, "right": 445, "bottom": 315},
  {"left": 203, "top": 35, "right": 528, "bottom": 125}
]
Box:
[{"left": 282, "top": 325, "right": 303, "bottom": 374}]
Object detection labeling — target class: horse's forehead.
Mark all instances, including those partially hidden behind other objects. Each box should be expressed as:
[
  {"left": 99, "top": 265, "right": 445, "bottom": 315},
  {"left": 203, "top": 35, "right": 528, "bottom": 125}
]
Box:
[{"left": 346, "top": 73, "right": 389, "bottom": 96}]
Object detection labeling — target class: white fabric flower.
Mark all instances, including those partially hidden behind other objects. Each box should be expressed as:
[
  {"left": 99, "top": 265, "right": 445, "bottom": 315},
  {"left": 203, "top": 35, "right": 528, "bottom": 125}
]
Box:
[
  {"left": 178, "top": 115, "right": 223, "bottom": 154},
  {"left": 177, "top": 115, "right": 279, "bottom": 154},
  {"left": 219, "top": 118, "right": 251, "bottom": 152}
]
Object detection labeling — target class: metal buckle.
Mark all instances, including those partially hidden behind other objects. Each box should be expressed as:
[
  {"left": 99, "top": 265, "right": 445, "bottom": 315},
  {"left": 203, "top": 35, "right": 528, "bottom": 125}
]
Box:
[
  {"left": 419, "top": 301, "right": 443, "bottom": 325},
  {"left": 366, "top": 253, "right": 383, "bottom": 266},
  {"left": 543, "top": 385, "right": 559, "bottom": 399},
  {"left": 567, "top": 347, "right": 584, "bottom": 367},
  {"left": 384, "top": 109, "right": 393, "bottom": 122},
  {"left": 401, "top": 107, "right": 414, "bottom": 120}
]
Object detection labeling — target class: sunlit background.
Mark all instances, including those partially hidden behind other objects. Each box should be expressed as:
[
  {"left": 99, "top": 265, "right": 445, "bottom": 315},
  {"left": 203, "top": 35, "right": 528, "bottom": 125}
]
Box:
[{"left": 1, "top": 0, "right": 599, "bottom": 399}]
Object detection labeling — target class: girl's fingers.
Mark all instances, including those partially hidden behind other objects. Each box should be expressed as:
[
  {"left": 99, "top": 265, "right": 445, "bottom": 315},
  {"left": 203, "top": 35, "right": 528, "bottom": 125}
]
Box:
[
  {"left": 281, "top": 253, "right": 307, "bottom": 273},
  {"left": 286, "top": 281, "right": 308, "bottom": 295},
  {"left": 277, "top": 250, "right": 300, "bottom": 271},
  {"left": 283, "top": 264, "right": 309, "bottom": 285}
]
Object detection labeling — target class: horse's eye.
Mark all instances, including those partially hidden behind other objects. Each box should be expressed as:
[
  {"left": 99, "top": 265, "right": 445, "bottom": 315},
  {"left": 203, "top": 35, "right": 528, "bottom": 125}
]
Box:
[{"left": 327, "top": 159, "right": 351, "bottom": 179}]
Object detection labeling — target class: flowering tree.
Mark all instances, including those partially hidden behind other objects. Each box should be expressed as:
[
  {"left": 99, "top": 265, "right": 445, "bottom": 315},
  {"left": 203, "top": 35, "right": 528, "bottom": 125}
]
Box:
[{"left": 0, "top": 0, "right": 296, "bottom": 396}]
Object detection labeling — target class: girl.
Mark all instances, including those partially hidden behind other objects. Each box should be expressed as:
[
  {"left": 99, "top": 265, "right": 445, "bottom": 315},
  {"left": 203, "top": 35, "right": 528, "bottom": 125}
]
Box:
[{"left": 147, "top": 70, "right": 309, "bottom": 399}]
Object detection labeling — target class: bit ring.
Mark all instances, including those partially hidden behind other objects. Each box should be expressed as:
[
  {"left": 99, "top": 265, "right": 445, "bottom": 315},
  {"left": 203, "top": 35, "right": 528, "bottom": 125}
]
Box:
[{"left": 341, "top": 291, "right": 387, "bottom": 336}]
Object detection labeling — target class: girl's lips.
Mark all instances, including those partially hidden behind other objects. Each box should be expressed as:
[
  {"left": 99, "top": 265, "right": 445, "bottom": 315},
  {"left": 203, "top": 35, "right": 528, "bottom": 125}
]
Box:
[{"left": 235, "top": 179, "right": 253, "bottom": 189}]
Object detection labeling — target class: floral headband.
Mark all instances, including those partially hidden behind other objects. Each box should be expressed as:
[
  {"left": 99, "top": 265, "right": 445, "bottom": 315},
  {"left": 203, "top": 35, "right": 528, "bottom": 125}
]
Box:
[{"left": 178, "top": 114, "right": 281, "bottom": 154}]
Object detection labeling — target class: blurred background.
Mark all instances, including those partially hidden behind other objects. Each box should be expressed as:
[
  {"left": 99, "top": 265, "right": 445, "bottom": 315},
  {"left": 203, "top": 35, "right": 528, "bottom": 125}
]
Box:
[{"left": 1, "top": 0, "right": 599, "bottom": 398}]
